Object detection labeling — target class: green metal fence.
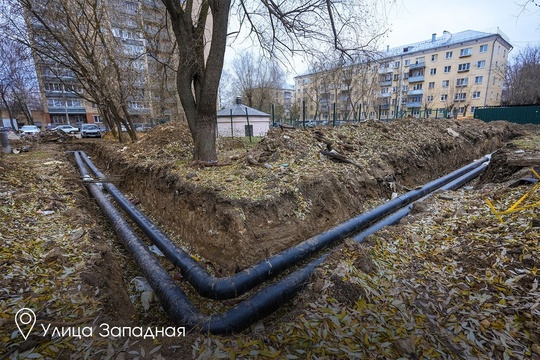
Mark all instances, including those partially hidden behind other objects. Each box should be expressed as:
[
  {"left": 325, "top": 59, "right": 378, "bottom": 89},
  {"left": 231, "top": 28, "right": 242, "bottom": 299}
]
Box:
[{"left": 474, "top": 106, "right": 540, "bottom": 125}]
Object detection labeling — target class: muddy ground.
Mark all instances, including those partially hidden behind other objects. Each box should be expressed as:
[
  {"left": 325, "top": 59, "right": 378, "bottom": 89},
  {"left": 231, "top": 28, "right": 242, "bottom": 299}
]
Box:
[{"left": 1, "top": 118, "right": 540, "bottom": 359}]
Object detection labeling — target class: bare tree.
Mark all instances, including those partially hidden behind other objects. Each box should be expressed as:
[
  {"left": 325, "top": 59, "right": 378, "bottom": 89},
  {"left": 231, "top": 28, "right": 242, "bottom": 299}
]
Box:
[
  {"left": 503, "top": 45, "right": 540, "bottom": 105},
  {"left": 232, "top": 52, "right": 284, "bottom": 113},
  {"left": 5, "top": 0, "right": 167, "bottom": 141},
  {"left": 0, "top": 37, "right": 40, "bottom": 128},
  {"left": 161, "top": 0, "right": 388, "bottom": 162}
]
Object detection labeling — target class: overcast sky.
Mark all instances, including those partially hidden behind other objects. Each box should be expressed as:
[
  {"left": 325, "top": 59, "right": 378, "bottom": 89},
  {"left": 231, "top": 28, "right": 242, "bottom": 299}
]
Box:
[
  {"left": 384, "top": 0, "right": 540, "bottom": 54},
  {"left": 223, "top": 0, "right": 540, "bottom": 86}
]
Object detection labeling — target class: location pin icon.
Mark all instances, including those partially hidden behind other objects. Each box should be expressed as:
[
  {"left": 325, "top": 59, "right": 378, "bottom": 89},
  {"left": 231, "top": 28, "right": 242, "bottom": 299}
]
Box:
[{"left": 15, "top": 308, "right": 37, "bottom": 340}]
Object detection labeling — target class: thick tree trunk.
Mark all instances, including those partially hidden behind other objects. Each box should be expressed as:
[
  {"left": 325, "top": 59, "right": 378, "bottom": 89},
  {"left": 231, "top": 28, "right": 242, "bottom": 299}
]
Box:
[{"left": 191, "top": 114, "right": 217, "bottom": 161}]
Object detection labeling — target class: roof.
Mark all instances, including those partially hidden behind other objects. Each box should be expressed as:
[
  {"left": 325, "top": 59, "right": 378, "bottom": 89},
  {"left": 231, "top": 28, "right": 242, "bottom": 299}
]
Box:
[
  {"left": 380, "top": 29, "right": 513, "bottom": 59},
  {"left": 217, "top": 103, "right": 270, "bottom": 118},
  {"left": 294, "top": 29, "right": 513, "bottom": 79}
]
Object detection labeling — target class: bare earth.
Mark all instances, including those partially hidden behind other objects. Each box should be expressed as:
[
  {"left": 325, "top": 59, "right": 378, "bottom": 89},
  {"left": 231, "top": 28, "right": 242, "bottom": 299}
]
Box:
[{"left": 1, "top": 118, "right": 539, "bottom": 359}]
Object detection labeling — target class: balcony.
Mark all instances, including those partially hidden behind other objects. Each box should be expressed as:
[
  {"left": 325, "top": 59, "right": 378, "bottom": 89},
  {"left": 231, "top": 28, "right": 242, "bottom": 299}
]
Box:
[
  {"left": 45, "top": 91, "right": 82, "bottom": 98},
  {"left": 378, "top": 66, "right": 394, "bottom": 74},
  {"left": 47, "top": 107, "right": 86, "bottom": 114},
  {"left": 409, "top": 62, "right": 426, "bottom": 70},
  {"left": 380, "top": 104, "right": 391, "bottom": 110},
  {"left": 379, "top": 80, "right": 392, "bottom": 86},
  {"left": 407, "top": 89, "right": 423, "bottom": 95},
  {"left": 377, "top": 92, "right": 391, "bottom": 98},
  {"left": 408, "top": 75, "right": 425, "bottom": 83},
  {"left": 406, "top": 102, "right": 422, "bottom": 108}
]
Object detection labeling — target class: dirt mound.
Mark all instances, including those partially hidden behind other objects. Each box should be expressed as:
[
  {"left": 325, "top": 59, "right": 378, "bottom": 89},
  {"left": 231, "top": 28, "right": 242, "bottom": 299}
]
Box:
[
  {"left": 128, "top": 122, "right": 194, "bottom": 161},
  {"left": 75, "top": 118, "right": 529, "bottom": 274},
  {"left": 477, "top": 134, "right": 540, "bottom": 185}
]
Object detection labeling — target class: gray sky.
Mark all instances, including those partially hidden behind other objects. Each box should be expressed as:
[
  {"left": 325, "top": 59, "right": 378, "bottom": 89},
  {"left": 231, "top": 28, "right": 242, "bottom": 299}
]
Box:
[
  {"left": 223, "top": 0, "right": 540, "bottom": 85},
  {"left": 384, "top": 0, "right": 539, "bottom": 54}
]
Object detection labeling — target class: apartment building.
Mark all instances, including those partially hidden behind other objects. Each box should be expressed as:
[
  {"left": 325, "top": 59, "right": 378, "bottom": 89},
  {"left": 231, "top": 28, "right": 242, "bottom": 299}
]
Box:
[
  {"left": 29, "top": 0, "right": 180, "bottom": 128},
  {"left": 294, "top": 29, "right": 512, "bottom": 121},
  {"left": 271, "top": 86, "right": 294, "bottom": 120}
]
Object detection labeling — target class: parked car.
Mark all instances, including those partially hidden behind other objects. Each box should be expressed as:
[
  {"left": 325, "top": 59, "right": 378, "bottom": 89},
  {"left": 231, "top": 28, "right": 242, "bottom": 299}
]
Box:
[
  {"left": 20, "top": 125, "right": 41, "bottom": 136},
  {"left": 53, "top": 124, "right": 80, "bottom": 134},
  {"left": 0, "top": 126, "right": 15, "bottom": 134},
  {"left": 80, "top": 124, "right": 102, "bottom": 138}
]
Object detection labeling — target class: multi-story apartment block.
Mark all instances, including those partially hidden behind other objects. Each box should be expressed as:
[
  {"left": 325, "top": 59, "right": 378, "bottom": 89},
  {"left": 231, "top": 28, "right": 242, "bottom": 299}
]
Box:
[
  {"left": 271, "top": 86, "right": 294, "bottom": 120},
  {"left": 294, "top": 30, "right": 512, "bottom": 121},
  {"left": 30, "top": 0, "right": 181, "bottom": 128}
]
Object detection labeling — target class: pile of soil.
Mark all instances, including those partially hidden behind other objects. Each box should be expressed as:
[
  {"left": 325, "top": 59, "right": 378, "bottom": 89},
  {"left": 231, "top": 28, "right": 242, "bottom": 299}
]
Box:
[
  {"left": 78, "top": 118, "right": 525, "bottom": 273},
  {"left": 3, "top": 118, "right": 540, "bottom": 359}
]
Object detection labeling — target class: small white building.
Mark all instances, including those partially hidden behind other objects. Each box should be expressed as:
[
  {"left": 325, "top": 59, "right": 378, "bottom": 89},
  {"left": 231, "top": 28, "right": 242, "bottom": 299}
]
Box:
[{"left": 216, "top": 98, "right": 270, "bottom": 137}]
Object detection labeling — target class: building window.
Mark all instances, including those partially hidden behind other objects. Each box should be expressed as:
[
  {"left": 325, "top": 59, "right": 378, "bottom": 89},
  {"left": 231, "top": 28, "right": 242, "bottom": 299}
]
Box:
[
  {"left": 479, "top": 44, "right": 488, "bottom": 53},
  {"left": 93, "top": 115, "right": 102, "bottom": 123},
  {"left": 124, "top": 1, "right": 138, "bottom": 13},
  {"left": 427, "top": 95, "right": 434, "bottom": 102},
  {"left": 430, "top": 68, "right": 437, "bottom": 75},
  {"left": 431, "top": 54, "right": 438, "bottom": 61},
  {"left": 458, "top": 63, "right": 470, "bottom": 72},
  {"left": 456, "top": 78, "right": 468, "bottom": 86},
  {"left": 47, "top": 99, "right": 65, "bottom": 107},
  {"left": 66, "top": 99, "right": 82, "bottom": 107},
  {"left": 441, "top": 94, "right": 448, "bottom": 101},
  {"left": 444, "top": 66, "right": 451, "bottom": 73},
  {"left": 471, "top": 106, "right": 476, "bottom": 114},
  {"left": 51, "top": 116, "right": 65, "bottom": 123},
  {"left": 455, "top": 93, "right": 466, "bottom": 101},
  {"left": 428, "top": 82, "right": 435, "bottom": 89},
  {"left": 477, "top": 60, "right": 486, "bottom": 68},
  {"left": 445, "top": 51, "right": 453, "bottom": 59},
  {"left": 472, "top": 91, "right": 481, "bottom": 99},
  {"left": 404, "top": 59, "right": 410, "bottom": 66},
  {"left": 442, "top": 80, "right": 449, "bottom": 88},
  {"left": 393, "top": 74, "right": 399, "bottom": 81},
  {"left": 394, "top": 61, "right": 400, "bottom": 68},
  {"left": 475, "top": 76, "right": 483, "bottom": 84},
  {"left": 460, "top": 48, "right": 472, "bottom": 57},
  {"left": 402, "top": 85, "right": 408, "bottom": 91},
  {"left": 44, "top": 83, "right": 63, "bottom": 92}
]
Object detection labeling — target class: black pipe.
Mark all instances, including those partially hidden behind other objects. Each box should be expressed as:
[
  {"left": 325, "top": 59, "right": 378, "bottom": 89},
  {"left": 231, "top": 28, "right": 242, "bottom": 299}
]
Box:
[
  {"left": 74, "top": 151, "right": 327, "bottom": 333},
  {"left": 74, "top": 152, "right": 489, "bottom": 334},
  {"left": 79, "top": 151, "right": 490, "bottom": 300},
  {"left": 352, "top": 159, "right": 490, "bottom": 242}
]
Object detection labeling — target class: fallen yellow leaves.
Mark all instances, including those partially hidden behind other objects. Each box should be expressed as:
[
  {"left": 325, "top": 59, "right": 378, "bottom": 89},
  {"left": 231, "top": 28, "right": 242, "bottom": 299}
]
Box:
[{"left": 192, "top": 180, "right": 540, "bottom": 359}]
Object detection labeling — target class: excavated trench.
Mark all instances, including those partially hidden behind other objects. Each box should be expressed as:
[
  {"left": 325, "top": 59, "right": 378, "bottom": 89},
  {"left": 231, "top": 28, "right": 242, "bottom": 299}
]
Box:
[{"left": 73, "top": 120, "right": 521, "bottom": 275}]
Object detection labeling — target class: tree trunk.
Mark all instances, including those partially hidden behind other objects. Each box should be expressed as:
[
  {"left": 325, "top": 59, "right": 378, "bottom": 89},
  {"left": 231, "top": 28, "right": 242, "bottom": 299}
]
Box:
[{"left": 191, "top": 113, "right": 217, "bottom": 161}]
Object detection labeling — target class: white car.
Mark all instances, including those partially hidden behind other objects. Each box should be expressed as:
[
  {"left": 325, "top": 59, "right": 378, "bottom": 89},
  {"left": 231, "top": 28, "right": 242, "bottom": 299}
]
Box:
[
  {"left": 53, "top": 125, "right": 80, "bottom": 134},
  {"left": 80, "top": 124, "right": 102, "bottom": 138},
  {"left": 20, "top": 125, "right": 41, "bottom": 136}
]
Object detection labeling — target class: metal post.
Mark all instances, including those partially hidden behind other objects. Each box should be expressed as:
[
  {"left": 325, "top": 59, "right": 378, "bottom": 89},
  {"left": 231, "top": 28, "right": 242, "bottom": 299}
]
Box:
[
  {"left": 302, "top": 100, "right": 306, "bottom": 128},
  {"left": 230, "top": 109, "right": 234, "bottom": 137},
  {"left": 332, "top": 102, "right": 336, "bottom": 126},
  {"left": 271, "top": 104, "right": 275, "bottom": 126},
  {"left": 245, "top": 108, "right": 252, "bottom": 143}
]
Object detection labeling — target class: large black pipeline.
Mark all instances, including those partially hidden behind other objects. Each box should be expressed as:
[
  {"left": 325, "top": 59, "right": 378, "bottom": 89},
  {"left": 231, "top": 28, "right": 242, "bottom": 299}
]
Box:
[
  {"left": 79, "top": 151, "right": 490, "bottom": 300},
  {"left": 352, "top": 159, "right": 490, "bottom": 242},
  {"left": 75, "top": 150, "right": 328, "bottom": 333},
  {"left": 74, "top": 151, "right": 489, "bottom": 334}
]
